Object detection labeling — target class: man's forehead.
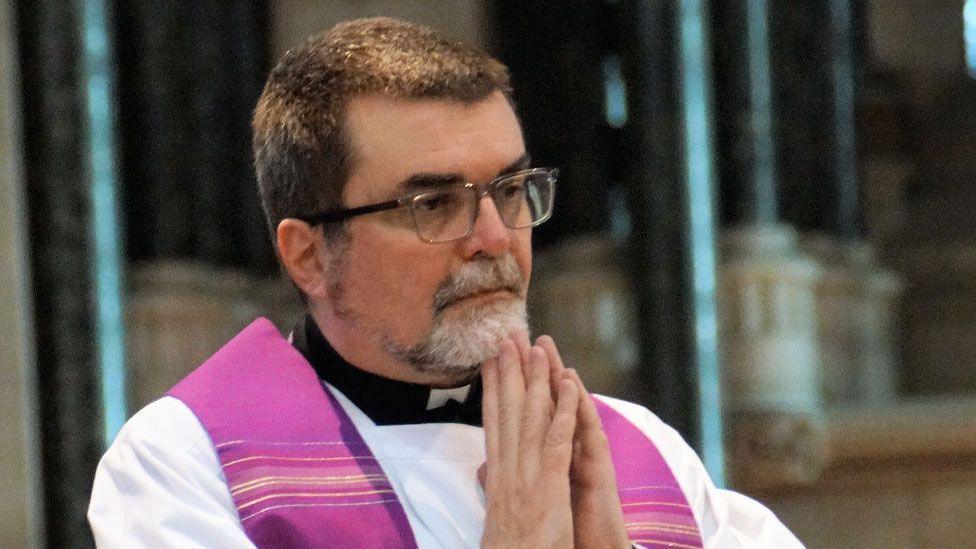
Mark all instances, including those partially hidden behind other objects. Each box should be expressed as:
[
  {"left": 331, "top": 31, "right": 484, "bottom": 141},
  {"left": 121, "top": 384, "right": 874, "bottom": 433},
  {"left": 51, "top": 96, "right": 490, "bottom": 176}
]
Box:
[
  {"left": 343, "top": 91, "right": 517, "bottom": 136},
  {"left": 395, "top": 153, "right": 532, "bottom": 193},
  {"left": 341, "top": 91, "right": 526, "bottom": 200}
]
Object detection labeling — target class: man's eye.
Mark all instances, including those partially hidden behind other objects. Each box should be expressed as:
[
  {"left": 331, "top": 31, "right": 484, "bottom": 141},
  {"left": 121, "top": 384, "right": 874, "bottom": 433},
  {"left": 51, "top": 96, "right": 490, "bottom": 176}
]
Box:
[
  {"left": 498, "top": 180, "right": 525, "bottom": 200},
  {"left": 415, "top": 191, "right": 457, "bottom": 212}
]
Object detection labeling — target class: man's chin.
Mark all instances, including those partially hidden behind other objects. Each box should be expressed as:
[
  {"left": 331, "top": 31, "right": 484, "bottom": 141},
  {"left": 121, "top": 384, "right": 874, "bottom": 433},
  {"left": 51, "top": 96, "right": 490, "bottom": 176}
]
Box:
[{"left": 407, "top": 301, "right": 527, "bottom": 373}]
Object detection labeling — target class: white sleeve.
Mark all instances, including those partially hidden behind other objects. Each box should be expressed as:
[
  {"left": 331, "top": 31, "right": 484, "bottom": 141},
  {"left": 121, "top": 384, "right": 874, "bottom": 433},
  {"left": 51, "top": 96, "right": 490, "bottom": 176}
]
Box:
[
  {"left": 88, "top": 396, "right": 256, "bottom": 548},
  {"left": 595, "top": 395, "right": 805, "bottom": 549}
]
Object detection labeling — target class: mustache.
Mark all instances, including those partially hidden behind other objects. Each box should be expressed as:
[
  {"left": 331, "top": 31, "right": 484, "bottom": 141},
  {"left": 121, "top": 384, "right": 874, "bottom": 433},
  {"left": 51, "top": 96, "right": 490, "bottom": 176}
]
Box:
[{"left": 432, "top": 254, "right": 525, "bottom": 314}]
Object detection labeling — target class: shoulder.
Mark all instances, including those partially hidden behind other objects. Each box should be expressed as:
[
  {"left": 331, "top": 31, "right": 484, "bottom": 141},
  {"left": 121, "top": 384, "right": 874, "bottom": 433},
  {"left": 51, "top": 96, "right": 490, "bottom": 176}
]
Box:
[
  {"left": 593, "top": 395, "right": 804, "bottom": 546},
  {"left": 89, "top": 397, "right": 254, "bottom": 547},
  {"left": 108, "top": 396, "right": 218, "bottom": 463},
  {"left": 590, "top": 394, "right": 717, "bottom": 499},
  {"left": 91, "top": 396, "right": 227, "bottom": 500},
  {"left": 591, "top": 394, "right": 659, "bottom": 425},
  {"left": 591, "top": 394, "right": 691, "bottom": 454},
  {"left": 591, "top": 394, "right": 713, "bottom": 487}
]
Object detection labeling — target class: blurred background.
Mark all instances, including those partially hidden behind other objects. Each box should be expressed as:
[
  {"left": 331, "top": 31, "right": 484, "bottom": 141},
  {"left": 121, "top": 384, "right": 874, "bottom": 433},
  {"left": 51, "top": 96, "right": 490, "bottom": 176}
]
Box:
[{"left": 3, "top": 0, "right": 976, "bottom": 547}]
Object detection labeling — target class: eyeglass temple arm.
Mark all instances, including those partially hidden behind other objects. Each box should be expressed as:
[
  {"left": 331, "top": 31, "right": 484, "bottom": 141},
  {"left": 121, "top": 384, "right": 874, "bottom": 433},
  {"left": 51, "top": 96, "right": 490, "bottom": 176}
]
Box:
[{"left": 299, "top": 199, "right": 403, "bottom": 226}]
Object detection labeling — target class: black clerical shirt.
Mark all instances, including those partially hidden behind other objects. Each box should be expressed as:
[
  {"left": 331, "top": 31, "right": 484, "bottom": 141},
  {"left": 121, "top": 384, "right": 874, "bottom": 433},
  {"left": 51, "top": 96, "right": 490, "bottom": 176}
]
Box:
[{"left": 291, "top": 316, "right": 482, "bottom": 426}]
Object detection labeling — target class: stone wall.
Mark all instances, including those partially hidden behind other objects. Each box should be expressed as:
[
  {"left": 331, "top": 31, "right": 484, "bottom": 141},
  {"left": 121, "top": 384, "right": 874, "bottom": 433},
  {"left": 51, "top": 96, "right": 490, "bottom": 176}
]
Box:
[
  {"left": 125, "top": 261, "right": 299, "bottom": 410},
  {"left": 758, "top": 397, "right": 976, "bottom": 548},
  {"left": 528, "top": 235, "right": 638, "bottom": 397}
]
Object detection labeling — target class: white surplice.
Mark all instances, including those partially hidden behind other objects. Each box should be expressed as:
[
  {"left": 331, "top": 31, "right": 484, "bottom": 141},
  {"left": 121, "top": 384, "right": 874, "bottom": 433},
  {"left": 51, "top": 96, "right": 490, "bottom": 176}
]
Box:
[{"left": 88, "top": 386, "right": 804, "bottom": 548}]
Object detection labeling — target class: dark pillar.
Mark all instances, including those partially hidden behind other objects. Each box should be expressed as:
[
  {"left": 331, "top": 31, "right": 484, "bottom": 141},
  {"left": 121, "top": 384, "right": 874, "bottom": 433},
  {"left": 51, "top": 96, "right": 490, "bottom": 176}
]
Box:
[
  {"left": 618, "top": 0, "right": 724, "bottom": 469},
  {"left": 492, "top": 0, "right": 725, "bottom": 472},
  {"left": 492, "top": 0, "right": 613, "bottom": 248},
  {"left": 712, "top": 0, "right": 864, "bottom": 237},
  {"left": 617, "top": 0, "right": 687, "bottom": 436},
  {"left": 826, "top": 0, "right": 861, "bottom": 240},
  {"left": 711, "top": 0, "right": 779, "bottom": 226},
  {"left": 770, "top": 0, "right": 863, "bottom": 238},
  {"left": 116, "top": 0, "right": 272, "bottom": 271},
  {"left": 16, "top": 1, "right": 102, "bottom": 546}
]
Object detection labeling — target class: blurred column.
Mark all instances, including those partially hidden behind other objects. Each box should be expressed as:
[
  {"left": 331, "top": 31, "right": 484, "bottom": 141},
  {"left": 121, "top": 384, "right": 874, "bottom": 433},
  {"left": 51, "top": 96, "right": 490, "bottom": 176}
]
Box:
[
  {"left": 711, "top": 0, "right": 779, "bottom": 226},
  {"left": 710, "top": 0, "right": 833, "bottom": 489},
  {"left": 15, "top": 0, "right": 128, "bottom": 545},
  {"left": 116, "top": 0, "right": 272, "bottom": 272},
  {"left": 712, "top": 0, "right": 864, "bottom": 235},
  {"left": 492, "top": 0, "right": 612, "bottom": 247},
  {"left": 782, "top": 0, "right": 901, "bottom": 406},
  {"left": 770, "top": 0, "right": 863, "bottom": 238},
  {"left": 0, "top": 0, "right": 42, "bottom": 545},
  {"left": 617, "top": 0, "right": 724, "bottom": 477},
  {"left": 709, "top": 0, "right": 894, "bottom": 491}
]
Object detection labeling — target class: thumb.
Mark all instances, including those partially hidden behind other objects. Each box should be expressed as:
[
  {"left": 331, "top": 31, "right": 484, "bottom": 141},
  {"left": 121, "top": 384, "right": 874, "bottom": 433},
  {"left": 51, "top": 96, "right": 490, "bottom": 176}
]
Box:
[{"left": 477, "top": 461, "right": 487, "bottom": 489}]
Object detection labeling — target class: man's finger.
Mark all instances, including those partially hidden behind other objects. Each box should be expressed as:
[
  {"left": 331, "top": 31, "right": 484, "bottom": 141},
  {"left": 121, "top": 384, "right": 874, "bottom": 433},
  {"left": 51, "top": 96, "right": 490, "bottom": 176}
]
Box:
[
  {"left": 496, "top": 338, "right": 524, "bottom": 473},
  {"left": 537, "top": 335, "right": 565, "bottom": 398},
  {"left": 567, "top": 368, "right": 613, "bottom": 465},
  {"left": 477, "top": 461, "right": 487, "bottom": 489},
  {"left": 543, "top": 378, "right": 579, "bottom": 472},
  {"left": 514, "top": 329, "right": 532, "bottom": 366},
  {"left": 521, "top": 346, "right": 553, "bottom": 451},
  {"left": 567, "top": 368, "right": 603, "bottom": 430},
  {"left": 480, "top": 357, "right": 500, "bottom": 483}
]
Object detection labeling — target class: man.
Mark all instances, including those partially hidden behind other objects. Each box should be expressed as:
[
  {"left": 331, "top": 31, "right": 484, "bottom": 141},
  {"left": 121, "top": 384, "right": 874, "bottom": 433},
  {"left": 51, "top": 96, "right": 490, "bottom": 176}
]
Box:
[{"left": 89, "top": 17, "right": 801, "bottom": 548}]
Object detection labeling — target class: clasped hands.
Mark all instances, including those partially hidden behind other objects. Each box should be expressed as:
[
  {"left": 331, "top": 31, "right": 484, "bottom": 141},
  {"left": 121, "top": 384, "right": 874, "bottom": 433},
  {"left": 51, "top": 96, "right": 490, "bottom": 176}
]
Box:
[{"left": 480, "top": 331, "right": 631, "bottom": 549}]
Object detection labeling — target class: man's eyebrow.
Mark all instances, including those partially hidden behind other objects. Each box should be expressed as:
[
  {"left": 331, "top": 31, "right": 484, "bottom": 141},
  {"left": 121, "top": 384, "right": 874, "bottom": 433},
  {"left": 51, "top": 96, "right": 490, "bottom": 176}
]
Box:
[
  {"left": 499, "top": 153, "right": 532, "bottom": 176},
  {"left": 397, "top": 153, "right": 533, "bottom": 193},
  {"left": 399, "top": 173, "right": 466, "bottom": 193}
]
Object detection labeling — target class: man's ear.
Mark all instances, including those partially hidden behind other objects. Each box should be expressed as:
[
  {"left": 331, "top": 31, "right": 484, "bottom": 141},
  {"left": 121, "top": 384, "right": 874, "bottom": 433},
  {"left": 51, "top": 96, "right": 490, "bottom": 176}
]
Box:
[{"left": 276, "top": 219, "right": 332, "bottom": 300}]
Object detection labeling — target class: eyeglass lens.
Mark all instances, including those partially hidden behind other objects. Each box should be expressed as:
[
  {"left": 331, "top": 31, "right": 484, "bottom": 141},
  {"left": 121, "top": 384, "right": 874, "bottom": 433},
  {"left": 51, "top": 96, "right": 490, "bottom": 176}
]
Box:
[{"left": 411, "top": 171, "right": 553, "bottom": 243}]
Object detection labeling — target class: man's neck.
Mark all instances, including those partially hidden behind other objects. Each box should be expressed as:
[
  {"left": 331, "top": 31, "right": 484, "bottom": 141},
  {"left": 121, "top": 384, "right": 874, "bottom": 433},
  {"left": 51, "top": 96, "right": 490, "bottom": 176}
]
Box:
[
  {"left": 308, "top": 306, "right": 469, "bottom": 388},
  {"left": 295, "top": 313, "right": 483, "bottom": 426}
]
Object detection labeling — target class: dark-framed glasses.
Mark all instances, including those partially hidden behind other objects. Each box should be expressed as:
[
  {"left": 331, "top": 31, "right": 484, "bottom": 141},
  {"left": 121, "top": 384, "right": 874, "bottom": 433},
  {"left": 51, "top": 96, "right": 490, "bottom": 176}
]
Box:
[{"left": 299, "top": 167, "right": 558, "bottom": 243}]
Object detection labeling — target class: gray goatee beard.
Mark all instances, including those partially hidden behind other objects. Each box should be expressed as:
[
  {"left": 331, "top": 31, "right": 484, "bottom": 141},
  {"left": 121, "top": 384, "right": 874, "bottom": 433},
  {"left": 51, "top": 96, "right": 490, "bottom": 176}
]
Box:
[{"left": 382, "top": 253, "right": 528, "bottom": 384}]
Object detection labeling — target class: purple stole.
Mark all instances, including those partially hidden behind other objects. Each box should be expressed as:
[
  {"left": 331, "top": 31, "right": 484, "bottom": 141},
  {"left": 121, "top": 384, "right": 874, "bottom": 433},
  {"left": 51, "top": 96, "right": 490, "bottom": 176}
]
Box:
[{"left": 168, "top": 318, "right": 702, "bottom": 548}]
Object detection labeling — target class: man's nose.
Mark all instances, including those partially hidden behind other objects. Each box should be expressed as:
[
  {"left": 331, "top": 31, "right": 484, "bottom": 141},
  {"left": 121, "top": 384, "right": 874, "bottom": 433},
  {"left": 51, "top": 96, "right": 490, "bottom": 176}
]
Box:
[{"left": 460, "top": 195, "right": 513, "bottom": 257}]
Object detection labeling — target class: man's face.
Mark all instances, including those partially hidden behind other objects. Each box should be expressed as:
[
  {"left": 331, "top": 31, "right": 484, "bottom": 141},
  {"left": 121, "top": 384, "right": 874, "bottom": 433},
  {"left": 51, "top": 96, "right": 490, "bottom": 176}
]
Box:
[{"left": 324, "top": 91, "right": 533, "bottom": 383}]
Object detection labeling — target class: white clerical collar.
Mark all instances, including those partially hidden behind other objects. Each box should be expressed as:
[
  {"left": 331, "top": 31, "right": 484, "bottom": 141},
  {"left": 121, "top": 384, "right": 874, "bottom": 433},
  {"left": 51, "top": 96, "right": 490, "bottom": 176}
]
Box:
[{"left": 426, "top": 385, "right": 472, "bottom": 410}]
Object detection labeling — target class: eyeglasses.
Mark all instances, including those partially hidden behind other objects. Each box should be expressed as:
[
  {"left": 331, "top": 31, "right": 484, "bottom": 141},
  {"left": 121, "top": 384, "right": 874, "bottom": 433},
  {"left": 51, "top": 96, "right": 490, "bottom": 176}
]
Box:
[{"left": 299, "top": 168, "right": 557, "bottom": 243}]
